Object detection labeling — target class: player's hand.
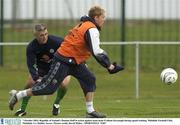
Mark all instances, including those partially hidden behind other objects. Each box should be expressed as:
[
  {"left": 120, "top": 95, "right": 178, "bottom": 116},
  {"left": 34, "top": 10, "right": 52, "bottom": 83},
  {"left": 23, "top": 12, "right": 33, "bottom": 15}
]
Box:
[{"left": 108, "top": 62, "right": 124, "bottom": 74}]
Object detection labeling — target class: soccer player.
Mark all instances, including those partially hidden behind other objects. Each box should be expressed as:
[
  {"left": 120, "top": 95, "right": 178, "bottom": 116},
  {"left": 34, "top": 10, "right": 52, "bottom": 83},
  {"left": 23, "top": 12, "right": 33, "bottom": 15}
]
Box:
[
  {"left": 9, "top": 5, "right": 124, "bottom": 118},
  {"left": 14, "top": 24, "right": 71, "bottom": 116}
]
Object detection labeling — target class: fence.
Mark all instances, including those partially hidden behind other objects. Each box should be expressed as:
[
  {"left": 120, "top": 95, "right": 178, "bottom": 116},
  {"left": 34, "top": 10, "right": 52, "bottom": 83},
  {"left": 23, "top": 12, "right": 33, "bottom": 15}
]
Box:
[
  {"left": 1, "top": 42, "right": 180, "bottom": 98},
  {"left": 102, "top": 41, "right": 180, "bottom": 98},
  {"left": 1, "top": 0, "right": 180, "bottom": 67}
]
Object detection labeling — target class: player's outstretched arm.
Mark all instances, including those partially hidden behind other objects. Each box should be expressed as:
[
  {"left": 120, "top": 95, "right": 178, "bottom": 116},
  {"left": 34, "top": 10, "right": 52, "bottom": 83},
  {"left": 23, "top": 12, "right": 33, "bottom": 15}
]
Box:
[{"left": 85, "top": 28, "right": 124, "bottom": 74}]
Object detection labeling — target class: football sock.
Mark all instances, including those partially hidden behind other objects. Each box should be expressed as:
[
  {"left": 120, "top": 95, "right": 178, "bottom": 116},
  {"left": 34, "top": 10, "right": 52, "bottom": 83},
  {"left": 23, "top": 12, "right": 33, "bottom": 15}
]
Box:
[
  {"left": 16, "top": 90, "right": 27, "bottom": 100},
  {"left": 54, "top": 87, "right": 67, "bottom": 104},
  {"left": 19, "top": 85, "right": 32, "bottom": 111},
  {"left": 20, "top": 96, "right": 31, "bottom": 111},
  {"left": 86, "top": 101, "right": 95, "bottom": 113}
]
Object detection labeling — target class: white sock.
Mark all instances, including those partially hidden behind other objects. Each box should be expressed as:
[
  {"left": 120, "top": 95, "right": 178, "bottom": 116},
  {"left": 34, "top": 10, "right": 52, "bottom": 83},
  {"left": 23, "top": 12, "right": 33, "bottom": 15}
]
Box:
[
  {"left": 16, "top": 90, "right": 27, "bottom": 100},
  {"left": 86, "top": 101, "right": 95, "bottom": 113}
]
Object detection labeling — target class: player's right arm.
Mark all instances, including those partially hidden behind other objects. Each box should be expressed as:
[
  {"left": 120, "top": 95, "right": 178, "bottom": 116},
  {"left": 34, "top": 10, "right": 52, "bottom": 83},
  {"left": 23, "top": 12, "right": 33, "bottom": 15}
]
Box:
[
  {"left": 85, "top": 28, "right": 124, "bottom": 73},
  {"left": 85, "top": 28, "right": 111, "bottom": 68},
  {"left": 26, "top": 43, "right": 39, "bottom": 81}
]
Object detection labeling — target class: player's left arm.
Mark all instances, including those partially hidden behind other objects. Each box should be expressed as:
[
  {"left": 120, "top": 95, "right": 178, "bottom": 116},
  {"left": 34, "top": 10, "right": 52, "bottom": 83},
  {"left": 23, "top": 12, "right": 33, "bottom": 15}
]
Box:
[
  {"left": 85, "top": 28, "right": 124, "bottom": 74},
  {"left": 26, "top": 44, "right": 39, "bottom": 80}
]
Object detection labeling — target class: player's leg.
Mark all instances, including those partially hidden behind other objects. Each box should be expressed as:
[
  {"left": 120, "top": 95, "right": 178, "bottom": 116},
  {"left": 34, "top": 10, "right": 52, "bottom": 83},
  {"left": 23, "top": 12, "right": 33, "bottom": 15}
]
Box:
[
  {"left": 80, "top": 82, "right": 106, "bottom": 118},
  {"left": 15, "top": 75, "right": 35, "bottom": 116},
  {"left": 85, "top": 92, "right": 106, "bottom": 118},
  {"left": 52, "top": 75, "right": 71, "bottom": 116},
  {"left": 9, "top": 88, "right": 33, "bottom": 111},
  {"left": 71, "top": 64, "right": 106, "bottom": 118},
  {"left": 9, "top": 59, "right": 69, "bottom": 111}
]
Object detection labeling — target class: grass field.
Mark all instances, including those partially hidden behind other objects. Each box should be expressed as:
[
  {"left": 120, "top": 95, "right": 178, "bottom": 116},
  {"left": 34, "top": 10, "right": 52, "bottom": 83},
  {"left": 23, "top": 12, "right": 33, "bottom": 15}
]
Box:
[
  {"left": 1, "top": 67, "right": 180, "bottom": 118},
  {"left": 1, "top": 20, "right": 180, "bottom": 118}
]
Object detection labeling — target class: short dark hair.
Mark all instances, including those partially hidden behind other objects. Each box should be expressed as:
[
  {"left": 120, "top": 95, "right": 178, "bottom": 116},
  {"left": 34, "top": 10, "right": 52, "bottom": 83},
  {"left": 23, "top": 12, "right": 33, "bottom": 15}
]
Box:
[{"left": 34, "top": 24, "right": 47, "bottom": 32}]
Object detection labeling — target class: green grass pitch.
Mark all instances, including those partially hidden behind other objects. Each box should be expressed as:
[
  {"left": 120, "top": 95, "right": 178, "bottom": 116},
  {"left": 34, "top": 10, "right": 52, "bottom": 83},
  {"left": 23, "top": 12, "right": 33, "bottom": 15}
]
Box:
[
  {"left": 1, "top": 19, "right": 180, "bottom": 118},
  {"left": 0, "top": 67, "right": 180, "bottom": 118}
]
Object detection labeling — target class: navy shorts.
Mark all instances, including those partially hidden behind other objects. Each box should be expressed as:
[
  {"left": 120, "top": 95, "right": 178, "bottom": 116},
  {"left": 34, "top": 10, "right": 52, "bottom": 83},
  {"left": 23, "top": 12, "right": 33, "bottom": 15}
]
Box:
[
  {"left": 32, "top": 56, "right": 96, "bottom": 95},
  {"left": 37, "top": 68, "right": 49, "bottom": 77}
]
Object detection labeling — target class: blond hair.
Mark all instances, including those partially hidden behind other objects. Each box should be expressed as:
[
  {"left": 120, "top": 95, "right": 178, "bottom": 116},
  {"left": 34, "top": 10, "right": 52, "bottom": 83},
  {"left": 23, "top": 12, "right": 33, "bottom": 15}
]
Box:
[{"left": 88, "top": 5, "right": 105, "bottom": 19}]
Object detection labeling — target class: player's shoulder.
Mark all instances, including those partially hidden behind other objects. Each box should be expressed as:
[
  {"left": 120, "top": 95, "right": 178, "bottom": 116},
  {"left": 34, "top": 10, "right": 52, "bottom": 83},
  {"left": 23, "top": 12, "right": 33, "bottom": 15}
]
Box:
[
  {"left": 48, "top": 35, "right": 64, "bottom": 43},
  {"left": 27, "top": 39, "right": 38, "bottom": 50}
]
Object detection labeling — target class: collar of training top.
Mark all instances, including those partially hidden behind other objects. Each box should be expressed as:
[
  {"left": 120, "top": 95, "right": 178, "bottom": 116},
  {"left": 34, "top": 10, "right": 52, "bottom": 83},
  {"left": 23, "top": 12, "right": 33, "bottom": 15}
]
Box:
[{"left": 80, "top": 15, "right": 101, "bottom": 31}]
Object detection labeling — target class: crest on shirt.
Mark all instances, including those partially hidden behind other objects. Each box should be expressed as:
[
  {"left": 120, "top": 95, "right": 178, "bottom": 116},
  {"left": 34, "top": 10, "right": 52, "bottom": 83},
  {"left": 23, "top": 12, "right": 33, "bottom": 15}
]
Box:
[{"left": 50, "top": 49, "right": 55, "bottom": 53}]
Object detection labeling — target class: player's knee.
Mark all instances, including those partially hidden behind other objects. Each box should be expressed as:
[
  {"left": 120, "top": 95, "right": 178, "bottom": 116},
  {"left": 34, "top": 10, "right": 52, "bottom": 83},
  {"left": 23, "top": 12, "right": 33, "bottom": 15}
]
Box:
[
  {"left": 61, "top": 76, "right": 71, "bottom": 87},
  {"left": 27, "top": 75, "right": 36, "bottom": 87},
  {"left": 83, "top": 83, "right": 96, "bottom": 95},
  {"left": 91, "top": 82, "right": 96, "bottom": 91},
  {"left": 85, "top": 75, "right": 96, "bottom": 92}
]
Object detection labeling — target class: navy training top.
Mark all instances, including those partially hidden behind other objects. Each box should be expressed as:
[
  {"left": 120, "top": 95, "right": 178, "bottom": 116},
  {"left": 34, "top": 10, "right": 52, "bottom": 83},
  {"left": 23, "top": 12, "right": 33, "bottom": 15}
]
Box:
[{"left": 26, "top": 35, "right": 63, "bottom": 81}]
